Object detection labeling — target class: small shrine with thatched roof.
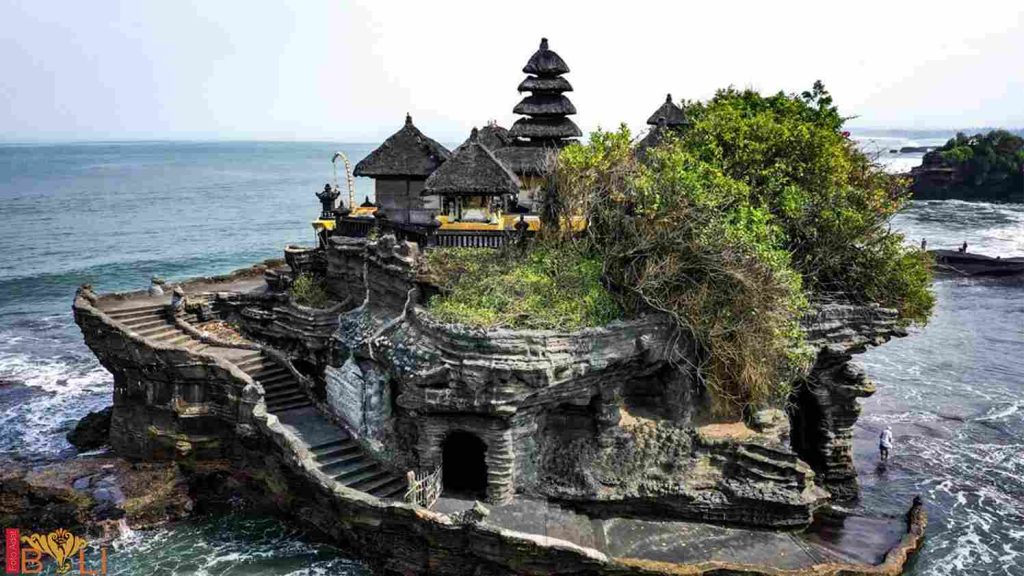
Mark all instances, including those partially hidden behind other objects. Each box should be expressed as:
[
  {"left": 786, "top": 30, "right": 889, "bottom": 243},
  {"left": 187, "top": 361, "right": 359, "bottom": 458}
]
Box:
[
  {"left": 636, "top": 94, "right": 691, "bottom": 159},
  {"left": 424, "top": 128, "right": 520, "bottom": 224},
  {"left": 353, "top": 114, "right": 451, "bottom": 225}
]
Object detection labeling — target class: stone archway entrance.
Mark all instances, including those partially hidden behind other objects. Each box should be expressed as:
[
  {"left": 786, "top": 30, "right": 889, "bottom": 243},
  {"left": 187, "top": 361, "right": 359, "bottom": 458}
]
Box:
[{"left": 441, "top": 430, "right": 488, "bottom": 498}]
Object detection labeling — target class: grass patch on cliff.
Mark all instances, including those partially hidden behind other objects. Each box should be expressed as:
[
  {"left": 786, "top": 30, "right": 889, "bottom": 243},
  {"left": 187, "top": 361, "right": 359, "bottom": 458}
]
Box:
[{"left": 424, "top": 246, "right": 621, "bottom": 330}]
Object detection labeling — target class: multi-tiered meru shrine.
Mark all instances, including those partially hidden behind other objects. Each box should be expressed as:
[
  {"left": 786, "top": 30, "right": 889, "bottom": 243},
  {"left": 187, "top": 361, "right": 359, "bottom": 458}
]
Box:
[{"left": 319, "top": 38, "right": 661, "bottom": 248}]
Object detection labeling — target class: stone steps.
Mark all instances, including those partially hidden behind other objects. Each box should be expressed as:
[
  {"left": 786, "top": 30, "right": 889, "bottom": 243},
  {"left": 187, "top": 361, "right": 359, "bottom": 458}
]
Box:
[
  {"left": 305, "top": 436, "right": 406, "bottom": 499},
  {"left": 136, "top": 324, "right": 179, "bottom": 338},
  {"left": 236, "top": 355, "right": 276, "bottom": 372},
  {"left": 260, "top": 372, "right": 294, "bottom": 387},
  {"left": 105, "top": 304, "right": 167, "bottom": 320},
  {"left": 310, "top": 437, "right": 354, "bottom": 454},
  {"left": 331, "top": 459, "right": 380, "bottom": 482},
  {"left": 368, "top": 477, "right": 407, "bottom": 499},
  {"left": 266, "top": 389, "right": 307, "bottom": 405},
  {"left": 250, "top": 365, "right": 288, "bottom": 381},
  {"left": 319, "top": 450, "right": 365, "bottom": 472},
  {"left": 100, "top": 300, "right": 406, "bottom": 502},
  {"left": 121, "top": 316, "right": 167, "bottom": 329}
]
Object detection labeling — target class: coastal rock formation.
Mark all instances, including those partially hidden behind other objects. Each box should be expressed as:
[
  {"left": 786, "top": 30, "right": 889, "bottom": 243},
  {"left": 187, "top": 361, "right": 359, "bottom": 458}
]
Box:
[
  {"left": 537, "top": 417, "right": 828, "bottom": 527},
  {"left": 792, "top": 303, "right": 906, "bottom": 498},
  {"left": 66, "top": 406, "right": 113, "bottom": 451},
  {"left": 910, "top": 130, "right": 1024, "bottom": 201},
  {"left": 0, "top": 458, "right": 192, "bottom": 536},
  {"left": 70, "top": 245, "right": 928, "bottom": 574}
]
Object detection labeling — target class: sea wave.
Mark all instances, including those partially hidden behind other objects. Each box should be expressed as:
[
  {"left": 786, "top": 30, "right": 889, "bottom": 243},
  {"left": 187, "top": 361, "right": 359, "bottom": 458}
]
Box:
[
  {"left": 105, "top": 515, "right": 369, "bottom": 576},
  {"left": 0, "top": 347, "right": 112, "bottom": 460}
]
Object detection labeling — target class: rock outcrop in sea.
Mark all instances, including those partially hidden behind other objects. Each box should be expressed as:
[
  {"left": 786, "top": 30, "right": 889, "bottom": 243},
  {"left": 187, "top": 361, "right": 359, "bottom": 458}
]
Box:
[{"left": 56, "top": 236, "right": 927, "bottom": 575}]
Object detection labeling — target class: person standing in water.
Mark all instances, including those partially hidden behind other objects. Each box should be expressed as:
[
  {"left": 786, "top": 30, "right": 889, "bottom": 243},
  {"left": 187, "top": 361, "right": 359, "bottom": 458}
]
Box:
[{"left": 879, "top": 426, "right": 894, "bottom": 462}]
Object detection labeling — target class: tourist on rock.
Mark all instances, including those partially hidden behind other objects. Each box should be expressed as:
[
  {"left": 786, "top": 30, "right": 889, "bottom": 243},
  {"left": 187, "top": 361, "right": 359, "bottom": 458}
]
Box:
[{"left": 880, "top": 426, "right": 894, "bottom": 462}]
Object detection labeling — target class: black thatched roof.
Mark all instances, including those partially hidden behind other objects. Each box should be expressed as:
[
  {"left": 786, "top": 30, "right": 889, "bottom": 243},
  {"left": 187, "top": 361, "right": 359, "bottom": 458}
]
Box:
[
  {"left": 493, "top": 145, "right": 557, "bottom": 177},
  {"left": 513, "top": 94, "right": 577, "bottom": 117},
  {"left": 353, "top": 114, "right": 451, "bottom": 178},
  {"left": 509, "top": 117, "right": 581, "bottom": 140},
  {"left": 518, "top": 76, "right": 572, "bottom": 93},
  {"left": 646, "top": 94, "right": 688, "bottom": 127},
  {"left": 423, "top": 129, "right": 520, "bottom": 196},
  {"left": 522, "top": 38, "right": 569, "bottom": 77},
  {"left": 461, "top": 123, "right": 512, "bottom": 151}
]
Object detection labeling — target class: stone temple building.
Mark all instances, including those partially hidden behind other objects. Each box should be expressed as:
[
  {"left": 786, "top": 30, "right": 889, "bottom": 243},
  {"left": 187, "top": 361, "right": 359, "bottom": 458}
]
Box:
[
  {"left": 343, "top": 38, "right": 580, "bottom": 240},
  {"left": 425, "top": 128, "right": 521, "bottom": 225}
]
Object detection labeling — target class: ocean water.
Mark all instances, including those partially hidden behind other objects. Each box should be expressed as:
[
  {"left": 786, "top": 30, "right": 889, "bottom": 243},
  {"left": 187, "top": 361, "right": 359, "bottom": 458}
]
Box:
[
  {"left": 0, "top": 141, "right": 377, "bottom": 573},
  {"left": 0, "top": 138, "right": 1021, "bottom": 574}
]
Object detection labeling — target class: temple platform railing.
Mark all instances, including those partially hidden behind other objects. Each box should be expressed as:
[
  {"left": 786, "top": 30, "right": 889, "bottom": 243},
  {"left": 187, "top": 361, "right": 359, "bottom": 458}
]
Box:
[
  {"left": 336, "top": 217, "right": 375, "bottom": 238},
  {"left": 405, "top": 466, "right": 443, "bottom": 509},
  {"left": 332, "top": 218, "right": 535, "bottom": 251}
]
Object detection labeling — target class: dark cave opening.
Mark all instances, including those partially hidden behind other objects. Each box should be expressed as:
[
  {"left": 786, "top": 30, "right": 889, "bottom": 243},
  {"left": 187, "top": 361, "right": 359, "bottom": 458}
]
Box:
[
  {"left": 788, "top": 382, "right": 826, "bottom": 472},
  {"left": 441, "top": 430, "right": 488, "bottom": 498}
]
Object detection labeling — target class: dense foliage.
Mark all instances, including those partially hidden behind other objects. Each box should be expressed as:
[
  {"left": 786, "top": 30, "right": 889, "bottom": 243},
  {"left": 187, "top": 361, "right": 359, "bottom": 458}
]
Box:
[
  {"left": 914, "top": 130, "right": 1024, "bottom": 201},
  {"left": 424, "top": 83, "right": 934, "bottom": 416},
  {"left": 290, "top": 273, "right": 331, "bottom": 308},
  {"left": 424, "top": 247, "right": 621, "bottom": 330},
  {"left": 544, "top": 83, "right": 933, "bottom": 415}
]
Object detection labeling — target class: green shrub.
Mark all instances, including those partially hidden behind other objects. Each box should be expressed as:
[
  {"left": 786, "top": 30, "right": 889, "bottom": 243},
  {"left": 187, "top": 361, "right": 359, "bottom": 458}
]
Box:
[
  {"left": 932, "top": 130, "right": 1023, "bottom": 199},
  {"left": 678, "top": 83, "right": 933, "bottom": 323},
  {"left": 290, "top": 273, "right": 331, "bottom": 308},
  {"left": 547, "top": 83, "right": 934, "bottom": 416},
  {"left": 553, "top": 127, "right": 809, "bottom": 415},
  {"left": 424, "top": 246, "right": 621, "bottom": 330}
]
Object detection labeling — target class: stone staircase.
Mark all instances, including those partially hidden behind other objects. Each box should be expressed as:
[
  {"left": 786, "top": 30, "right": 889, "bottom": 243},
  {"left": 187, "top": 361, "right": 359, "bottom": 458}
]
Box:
[
  {"left": 308, "top": 432, "right": 407, "bottom": 499},
  {"left": 106, "top": 303, "right": 211, "bottom": 353},
  {"left": 101, "top": 301, "right": 406, "bottom": 500},
  {"left": 230, "top": 351, "right": 313, "bottom": 413}
]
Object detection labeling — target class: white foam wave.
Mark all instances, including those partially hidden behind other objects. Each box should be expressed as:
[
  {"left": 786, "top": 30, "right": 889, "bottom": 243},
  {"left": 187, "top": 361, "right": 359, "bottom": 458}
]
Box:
[
  {"left": 0, "top": 352, "right": 110, "bottom": 393},
  {"left": 975, "top": 401, "right": 1023, "bottom": 423},
  {"left": 0, "top": 349, "right": 112, "bottom": 460}
]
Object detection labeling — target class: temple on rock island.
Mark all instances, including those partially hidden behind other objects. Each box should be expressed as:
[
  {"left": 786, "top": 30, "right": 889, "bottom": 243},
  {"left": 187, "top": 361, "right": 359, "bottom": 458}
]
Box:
[{"left": 69, "top": 36, "right": 926, "bottom": 576}]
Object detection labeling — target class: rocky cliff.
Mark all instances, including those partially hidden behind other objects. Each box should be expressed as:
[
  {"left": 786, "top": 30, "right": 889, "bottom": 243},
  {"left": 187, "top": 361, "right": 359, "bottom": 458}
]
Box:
[
  {"left": 67, "top": 249, "right": 928, "bottom": 575},
  {"left": 793, "top": 303, "right": 907, "bottom": 498}
]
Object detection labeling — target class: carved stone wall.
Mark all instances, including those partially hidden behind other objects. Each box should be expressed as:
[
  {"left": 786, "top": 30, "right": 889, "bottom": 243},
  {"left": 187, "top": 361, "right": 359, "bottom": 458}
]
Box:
[
  {"left": 324, "top": 358, "right": 391, "bottom": 445},
  {"left": 324, "top": 235, "right": 420, "bottom": 311}
]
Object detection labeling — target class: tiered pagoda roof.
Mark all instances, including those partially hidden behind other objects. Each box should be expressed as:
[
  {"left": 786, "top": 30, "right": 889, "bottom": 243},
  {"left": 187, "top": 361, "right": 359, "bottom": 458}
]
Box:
[
  {"left": 424, "top": 128, "right": 520, "bottom": 196},
  {"left": 509, "top": 38, "right": 581, "bottom": 143},
  {"left": 353, "top": 114, "right": 451, "bottom": 178}
]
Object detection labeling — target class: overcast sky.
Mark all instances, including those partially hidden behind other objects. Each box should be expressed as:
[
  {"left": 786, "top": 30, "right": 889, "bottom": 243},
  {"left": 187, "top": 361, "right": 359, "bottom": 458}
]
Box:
[{"left": 1, "top": 1, "right": 1022, "bottom": 142}]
